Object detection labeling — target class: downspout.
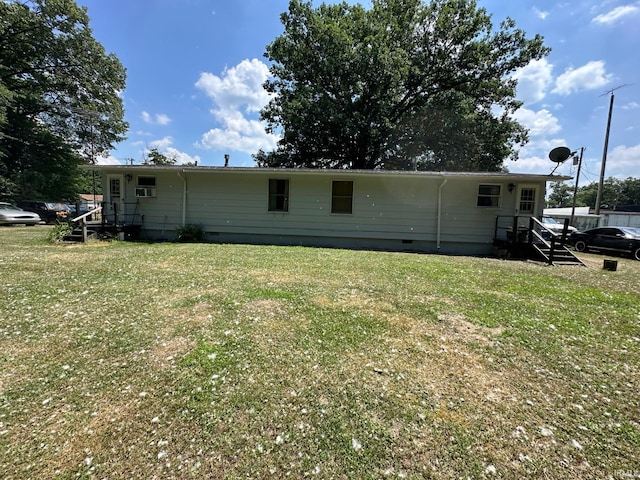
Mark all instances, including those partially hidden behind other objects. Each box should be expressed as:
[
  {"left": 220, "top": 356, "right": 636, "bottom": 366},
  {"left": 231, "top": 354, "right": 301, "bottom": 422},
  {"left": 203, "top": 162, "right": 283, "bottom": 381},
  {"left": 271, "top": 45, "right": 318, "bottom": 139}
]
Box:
[
  {"left": 177, "top": 171, "right": 187, "bottom": 226},
  {"left": 436, "top": 177, "right": 448, "bottom": 250}
]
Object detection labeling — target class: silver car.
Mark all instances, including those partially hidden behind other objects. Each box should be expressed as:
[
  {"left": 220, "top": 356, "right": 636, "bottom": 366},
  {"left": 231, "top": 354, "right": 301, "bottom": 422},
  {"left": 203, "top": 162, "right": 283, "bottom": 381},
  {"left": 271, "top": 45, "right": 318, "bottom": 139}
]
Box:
[
  {"left": 0, "top": 202, "right": 42, "bottom": 225},
  {"left": 542, "top": 216, "right": 577, "bottom": 235}
]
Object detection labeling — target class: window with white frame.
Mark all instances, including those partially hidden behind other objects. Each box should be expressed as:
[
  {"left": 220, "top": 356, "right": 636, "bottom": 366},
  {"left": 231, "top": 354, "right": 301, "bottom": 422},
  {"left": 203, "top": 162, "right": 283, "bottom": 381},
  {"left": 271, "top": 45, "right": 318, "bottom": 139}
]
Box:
[
  {"left": 331, "top": 180, "right": 353, "bottom": 214},
  {"left": 136, "top": 176, "right": 156, "bottom": 198},
  {"left": 268, "top": 179, "right": 289, "bottom": 212},
  {"left": 477, "top": 184, "right": 501, "bottom": 207}
]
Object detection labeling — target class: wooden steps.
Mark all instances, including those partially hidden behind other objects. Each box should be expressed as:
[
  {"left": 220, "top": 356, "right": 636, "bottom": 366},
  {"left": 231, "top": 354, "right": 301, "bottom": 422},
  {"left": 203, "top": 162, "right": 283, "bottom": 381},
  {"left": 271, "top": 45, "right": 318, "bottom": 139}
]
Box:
[{"left": 531, "top": 242, "right": 585, "bottom": 266}]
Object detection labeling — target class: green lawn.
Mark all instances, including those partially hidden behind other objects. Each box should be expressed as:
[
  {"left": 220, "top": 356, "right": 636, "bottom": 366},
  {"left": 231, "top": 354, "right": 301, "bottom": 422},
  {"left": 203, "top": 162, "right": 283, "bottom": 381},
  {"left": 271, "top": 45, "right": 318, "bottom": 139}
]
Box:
[{"left": 1, "top": 226, "right": 638, "bottom": 479}]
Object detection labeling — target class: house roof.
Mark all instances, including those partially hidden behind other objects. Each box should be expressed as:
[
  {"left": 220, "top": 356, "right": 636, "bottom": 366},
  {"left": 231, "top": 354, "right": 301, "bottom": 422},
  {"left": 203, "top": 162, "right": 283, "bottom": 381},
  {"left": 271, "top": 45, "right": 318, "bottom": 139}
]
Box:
[
  {"left": 79, "top": 193, "right": 103, "bottom": 202},
  {"left": 86, "top": 165, "right": 572, "bottom": 182}
]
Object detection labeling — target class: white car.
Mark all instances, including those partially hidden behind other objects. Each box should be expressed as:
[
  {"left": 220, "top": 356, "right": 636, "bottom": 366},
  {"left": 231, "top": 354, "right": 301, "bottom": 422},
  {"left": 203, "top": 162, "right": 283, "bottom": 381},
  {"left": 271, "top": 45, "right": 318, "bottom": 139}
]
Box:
[
  {"left": 542, "top": 216, "right": 577, "bottom": 235},
  {"left": 0, "top": 202, "right": 42, "bottom": 225}
]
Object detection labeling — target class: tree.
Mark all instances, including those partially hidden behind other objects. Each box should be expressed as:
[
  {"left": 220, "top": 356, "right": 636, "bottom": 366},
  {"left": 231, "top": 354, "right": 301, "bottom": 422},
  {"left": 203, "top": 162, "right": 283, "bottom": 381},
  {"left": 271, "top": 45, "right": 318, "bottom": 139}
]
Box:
[
  {"left": 145, "top": 148, "right": 176, "bottom": 166},
  {"left": 576, "top": 177, "right": 640, "bottom": 210},
  {"left": 618, "top": 177, "right": 640, "bottom": 206},
  {"left": 0, "top": 0, "right": 127, "bottom": 201},
  {"left": 258, "top": 0, "right": 549, "bottom": 171},
  {"left": 547, "top": 181, "right": 573, "bottom": 208}
]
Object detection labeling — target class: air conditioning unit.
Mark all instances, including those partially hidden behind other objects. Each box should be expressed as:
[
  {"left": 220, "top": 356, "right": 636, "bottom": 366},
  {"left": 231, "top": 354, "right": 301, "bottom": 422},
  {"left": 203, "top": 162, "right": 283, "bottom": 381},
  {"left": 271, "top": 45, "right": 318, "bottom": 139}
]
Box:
[{"left": 135, "top": 187, "right": 156, "bottom": 198}]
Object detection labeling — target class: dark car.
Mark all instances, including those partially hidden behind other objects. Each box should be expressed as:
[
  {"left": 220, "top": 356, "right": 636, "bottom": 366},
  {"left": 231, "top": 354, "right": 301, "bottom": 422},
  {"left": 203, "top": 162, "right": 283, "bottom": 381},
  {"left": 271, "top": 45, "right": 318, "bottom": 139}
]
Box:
[
  {"left": 569, "top": 226, "right": 640, "bottom": 260},
  {"left": 17, "top": 201, "right": 74, "bottom": 224}
]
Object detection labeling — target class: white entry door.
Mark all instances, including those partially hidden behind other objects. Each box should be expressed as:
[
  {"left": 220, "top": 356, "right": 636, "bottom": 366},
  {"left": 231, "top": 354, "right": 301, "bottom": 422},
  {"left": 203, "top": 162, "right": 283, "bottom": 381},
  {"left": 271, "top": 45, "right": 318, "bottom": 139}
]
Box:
[
  {"left": 515, "top": 185, "right": 538, "bottom": 217},
  {"left": 106, "top": 175, "right": 125, "bottom": 222}
]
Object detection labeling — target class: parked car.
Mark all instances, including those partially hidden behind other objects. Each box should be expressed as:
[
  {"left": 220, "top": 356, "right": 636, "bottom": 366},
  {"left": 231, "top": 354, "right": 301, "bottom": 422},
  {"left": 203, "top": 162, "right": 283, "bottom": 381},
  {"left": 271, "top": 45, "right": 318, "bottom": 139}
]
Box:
[
  {"left": 17, "top": 201, "right": 74, "bottom": 224},
  {"left": 0, "top": 202, "right": 42, "bottom": 225},
  {"left": 569, "top": 226, "right": 640, "bottom": 260},
  {"left": 542, "top": 216, "right": 577, "bottom": 235}
]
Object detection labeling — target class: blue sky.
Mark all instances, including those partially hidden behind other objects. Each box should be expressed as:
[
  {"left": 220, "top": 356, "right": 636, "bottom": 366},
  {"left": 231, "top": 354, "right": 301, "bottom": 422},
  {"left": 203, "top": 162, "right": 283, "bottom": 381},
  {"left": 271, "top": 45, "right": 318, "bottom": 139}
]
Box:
[{"left": 78, "top": 0, "right": 639, "bottom": 184}]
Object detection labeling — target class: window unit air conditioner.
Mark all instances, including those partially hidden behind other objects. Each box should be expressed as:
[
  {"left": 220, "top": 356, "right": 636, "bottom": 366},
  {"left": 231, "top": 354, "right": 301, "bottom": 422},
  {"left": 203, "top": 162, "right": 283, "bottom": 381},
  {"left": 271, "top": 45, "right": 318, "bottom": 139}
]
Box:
[{"left": 135, "top": 187, "right": 156, "bottom": 198}]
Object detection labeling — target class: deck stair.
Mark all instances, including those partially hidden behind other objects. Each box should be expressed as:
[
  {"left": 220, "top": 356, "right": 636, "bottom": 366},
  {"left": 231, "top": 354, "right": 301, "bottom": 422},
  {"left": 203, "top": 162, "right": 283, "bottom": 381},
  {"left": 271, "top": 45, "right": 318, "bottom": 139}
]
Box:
[
  {"left": 531, "top": 237, "right": 585, "bottom": 266},
  {"left": 62, "top": 206, "right": 102, "bottom": 243},
  {"left": 494, "top": 215, "right": 585, "bottom": 267},
  {"left": 63, "top": 228, "right": 97, "bottom": 243}
]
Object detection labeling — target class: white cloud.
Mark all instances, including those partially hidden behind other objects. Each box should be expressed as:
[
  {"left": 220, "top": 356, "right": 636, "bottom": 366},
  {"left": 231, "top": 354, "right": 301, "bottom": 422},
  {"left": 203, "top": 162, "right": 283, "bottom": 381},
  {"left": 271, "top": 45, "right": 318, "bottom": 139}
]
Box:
[
  {"left": 198, "top": 112, "right": 278, "bottom": 154},
  {"left": 513, "top": 108, "right": 562, "bottom": 137},
  {"left": 149, "top": 136, "right": 174, "bottom": 150},
  {"left": 95, "top": 154, "right": 121, "bottom": 165},
  {"left": 513, "top": 59, "right": 553, "bottom": 104},
  {"left": 592, "top": 5, "right": 639, "bottom": 24},
  {"left": 196, "top": 58, "right": 271, "bottom": 113},
  {"left": 156, "top": 113, "right": 171, "bottom": 126},
  {"left": 195, "top": 58, "right": 279, "bottom": 155},
  {"left": 552, "top": 61, "right": 612, "bottom": 95},
  {"left": 514, "top": 136, "right": 569, "bottom": 172},
  {"left": 510, "top": 154, "right": 553, "bottom": 173},
  {"left": 622, "top": 101, "right": 640, "bottom": 110},
  {"left": 148, "top": 136, "right": 201, "bottom": 165},
  {"left": 141, "top": 111, "right": 172, "bottom": 125},
  {"left": 165, "top": 148, "right": 201, "bottom": 165},
  {"left": 532, "top": 7, "right": 549, "bottom": 19},
  {"left": 606, "top": 144, "right": 640, "bottom": 176},
  {"left": 509, "top": 106, "right": 569, "bottom": 173}
]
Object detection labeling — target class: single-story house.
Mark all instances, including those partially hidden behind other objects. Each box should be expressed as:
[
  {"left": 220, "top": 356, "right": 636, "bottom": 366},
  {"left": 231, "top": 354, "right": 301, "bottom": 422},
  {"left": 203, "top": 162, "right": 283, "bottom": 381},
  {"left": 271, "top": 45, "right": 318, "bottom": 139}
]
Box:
[{"left": 87, "top": 165, "right": 570, "bottom": 255}]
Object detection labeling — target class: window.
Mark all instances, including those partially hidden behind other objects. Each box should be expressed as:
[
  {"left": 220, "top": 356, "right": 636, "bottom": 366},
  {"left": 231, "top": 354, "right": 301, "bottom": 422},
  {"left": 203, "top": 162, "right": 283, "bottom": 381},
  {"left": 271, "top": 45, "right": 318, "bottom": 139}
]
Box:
[
  {"left": 518, "top": 187, "right": 536, "bottom": 215},
  {"left": 331, "top": 180, "right": 353, "bottom": 214},
  {"left": 136, "top": 176, "right": 156, "bottom": 198},
  {"left": 109, "top": 178, "right": 121, "bottom": 197},
  {"left": 477, "top": 184, "right": 501, "bottom": 207},
  {"left": 268, "top": 179, "right": 289, "bottom": 212}
]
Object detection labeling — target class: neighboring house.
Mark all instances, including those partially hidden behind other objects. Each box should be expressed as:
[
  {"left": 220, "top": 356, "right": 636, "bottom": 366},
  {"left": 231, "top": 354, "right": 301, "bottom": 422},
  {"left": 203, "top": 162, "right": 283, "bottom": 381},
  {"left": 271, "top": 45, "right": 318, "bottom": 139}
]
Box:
[
  {"left": 78, "top": 193, "right": 103, "bottom": 211},
  {"left": 543, "top": 207, "right": 599, "bottom": 231},
  {"left": 544, "top": 206, "right": 640, "bottom": 230},
  {"left": 88, "top": 165, "right": 570, "bottom": 255},
  {"left": 600, "top": 209, "right": 640, "bottom": 229}
]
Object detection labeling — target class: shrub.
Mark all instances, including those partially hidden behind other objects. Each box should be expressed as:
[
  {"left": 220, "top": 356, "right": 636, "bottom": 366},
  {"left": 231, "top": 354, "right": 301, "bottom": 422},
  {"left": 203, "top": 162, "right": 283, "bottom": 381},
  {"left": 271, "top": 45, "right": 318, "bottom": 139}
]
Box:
[
  {"left": 47, "top": 214, "right": 73, "bottom": 243},
  {"left": 176, "top": 224, "right": 204, "bottom": 243}
]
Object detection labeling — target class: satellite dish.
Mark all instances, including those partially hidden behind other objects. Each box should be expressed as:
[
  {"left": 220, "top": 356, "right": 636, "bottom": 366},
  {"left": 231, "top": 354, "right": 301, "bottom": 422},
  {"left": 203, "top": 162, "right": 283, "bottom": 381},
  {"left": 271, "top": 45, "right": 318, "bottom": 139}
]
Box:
[{"left": 549, "top": 146, "right": 572, "bottom": 163}]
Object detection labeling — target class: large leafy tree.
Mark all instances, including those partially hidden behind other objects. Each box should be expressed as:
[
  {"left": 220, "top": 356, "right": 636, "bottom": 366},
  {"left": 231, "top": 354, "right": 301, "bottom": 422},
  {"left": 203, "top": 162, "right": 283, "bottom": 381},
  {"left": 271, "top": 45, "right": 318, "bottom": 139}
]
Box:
[
  {"left": 577, "top": 177, "right": 640, "bottom": 210},
  {"left": 257, "top": 0, "right": 549, "bottom": 171},
  {"left": 547, "top": 181, "right": 573, "bottom": 208},
  {"left": 0, "top": 0, "right": 127, "bottom": 201}
]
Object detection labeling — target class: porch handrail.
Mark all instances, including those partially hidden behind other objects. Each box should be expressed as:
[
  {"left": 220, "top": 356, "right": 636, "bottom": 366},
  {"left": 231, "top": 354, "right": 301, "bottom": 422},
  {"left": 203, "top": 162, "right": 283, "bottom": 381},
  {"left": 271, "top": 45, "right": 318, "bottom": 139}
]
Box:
[{"left": 71, "top": 206, "right": 102, "bottom": 223}]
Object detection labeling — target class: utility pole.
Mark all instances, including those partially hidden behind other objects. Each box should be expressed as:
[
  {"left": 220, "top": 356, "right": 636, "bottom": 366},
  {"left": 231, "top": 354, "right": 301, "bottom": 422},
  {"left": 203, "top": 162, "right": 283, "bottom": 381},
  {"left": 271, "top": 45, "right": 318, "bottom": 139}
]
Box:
[{"left": 595, "top": 84, "right": 628, "bottom": 215}]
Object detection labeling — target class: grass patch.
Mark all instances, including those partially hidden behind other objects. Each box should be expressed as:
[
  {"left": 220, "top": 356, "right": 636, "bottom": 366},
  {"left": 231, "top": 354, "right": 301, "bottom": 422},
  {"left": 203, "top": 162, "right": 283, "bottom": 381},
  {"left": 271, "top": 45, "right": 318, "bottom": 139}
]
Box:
[{"left": 0, "top": 226, "right": 638, "bottom": 478}]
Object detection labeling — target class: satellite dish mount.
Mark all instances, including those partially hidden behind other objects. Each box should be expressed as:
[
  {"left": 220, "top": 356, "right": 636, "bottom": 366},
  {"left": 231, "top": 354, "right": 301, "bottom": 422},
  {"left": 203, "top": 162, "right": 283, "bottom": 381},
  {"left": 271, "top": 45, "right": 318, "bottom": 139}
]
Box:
[{"left": 548, "top": 146, "right": 574, "bottom": 174}]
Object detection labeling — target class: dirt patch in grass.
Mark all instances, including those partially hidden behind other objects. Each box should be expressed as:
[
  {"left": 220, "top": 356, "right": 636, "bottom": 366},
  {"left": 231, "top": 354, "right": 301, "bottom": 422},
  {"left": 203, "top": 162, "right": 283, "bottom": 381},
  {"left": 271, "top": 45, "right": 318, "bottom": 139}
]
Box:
[
  {"left": 148, "top": 336, "right": 194, "bottom": 369},
  {"left": 240, "top": 299, "right": 306, "bottom": 349},
  {"left": 438, "top": 313, "right": 504, "bottom": 346}
]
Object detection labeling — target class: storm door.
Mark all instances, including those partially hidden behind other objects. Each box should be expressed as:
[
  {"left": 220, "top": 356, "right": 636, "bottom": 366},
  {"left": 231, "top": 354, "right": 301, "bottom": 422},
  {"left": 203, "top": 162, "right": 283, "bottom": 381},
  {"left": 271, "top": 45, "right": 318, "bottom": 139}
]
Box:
[{"left": 106, "top": 175, "right": 125, "bottom": 223}]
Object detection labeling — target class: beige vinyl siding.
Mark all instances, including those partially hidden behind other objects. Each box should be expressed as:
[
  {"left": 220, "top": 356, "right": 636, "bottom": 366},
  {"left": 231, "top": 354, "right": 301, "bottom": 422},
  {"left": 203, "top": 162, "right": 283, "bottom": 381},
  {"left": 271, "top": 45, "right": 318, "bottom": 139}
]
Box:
[
  {"left": 180, "top": 173, "right": 439, "bottom": 241},
  {"left": 120, "top": 172, "right": 183, "bottom": 230},
  {"left": 438, "top": 178, "right": 536, "bottom": 245},
  {"left": 98, "top": 167, "right": 548, "bottom": 251}
]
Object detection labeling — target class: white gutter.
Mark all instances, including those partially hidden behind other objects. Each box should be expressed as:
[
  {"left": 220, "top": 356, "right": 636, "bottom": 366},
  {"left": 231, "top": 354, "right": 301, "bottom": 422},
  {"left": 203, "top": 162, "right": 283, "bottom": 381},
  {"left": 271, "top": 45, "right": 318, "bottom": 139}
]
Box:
[
  {"left": 436, "top": 177, "right": 448, "bottom": 250},
  {"left": 177, "top": 171, "right": 187, "bottom": 226}
]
